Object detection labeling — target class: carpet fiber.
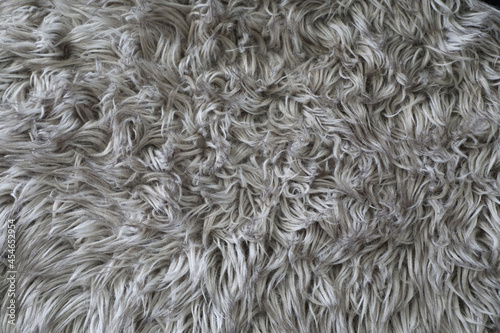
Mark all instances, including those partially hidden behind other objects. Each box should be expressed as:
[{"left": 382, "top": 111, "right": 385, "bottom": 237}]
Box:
[{"left": 1, "top": 0, "right": 500, "bottom": 332}]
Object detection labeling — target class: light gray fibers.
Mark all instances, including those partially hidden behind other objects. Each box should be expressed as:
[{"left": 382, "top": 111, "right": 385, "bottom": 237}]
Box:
[{"left": 1, "top": 0, "right": 500, "bottom": 332}]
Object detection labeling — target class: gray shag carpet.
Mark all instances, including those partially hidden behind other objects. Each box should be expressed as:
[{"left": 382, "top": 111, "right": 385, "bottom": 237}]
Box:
[{"left": 1, "top": 0, "right": 500, "bottom": 332}]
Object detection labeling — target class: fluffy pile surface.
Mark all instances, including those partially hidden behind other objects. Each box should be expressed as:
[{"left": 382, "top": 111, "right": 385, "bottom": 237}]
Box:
[{"left": 1, "top": 0, "right": 500, "bottom": 332}]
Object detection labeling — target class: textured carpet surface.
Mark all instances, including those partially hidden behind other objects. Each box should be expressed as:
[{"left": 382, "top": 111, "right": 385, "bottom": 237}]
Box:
[{"left": 1, "top": 0, "right": 500, "bottom": 332}]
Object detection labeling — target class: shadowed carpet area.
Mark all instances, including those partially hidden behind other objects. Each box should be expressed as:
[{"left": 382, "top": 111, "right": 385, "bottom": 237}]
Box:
[{"left": 1, "top": 0, "right": 500, "bottom": 332}]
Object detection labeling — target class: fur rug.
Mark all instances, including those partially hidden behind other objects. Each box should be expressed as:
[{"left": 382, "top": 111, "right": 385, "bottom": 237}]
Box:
[{"left": 1, "top": 0, "right": 500, "bottom": 332}]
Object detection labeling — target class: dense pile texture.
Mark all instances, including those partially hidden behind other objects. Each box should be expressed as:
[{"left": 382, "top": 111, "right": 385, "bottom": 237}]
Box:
[{"left": 1, "top": 0, "right": 500, "bottom": 332}]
